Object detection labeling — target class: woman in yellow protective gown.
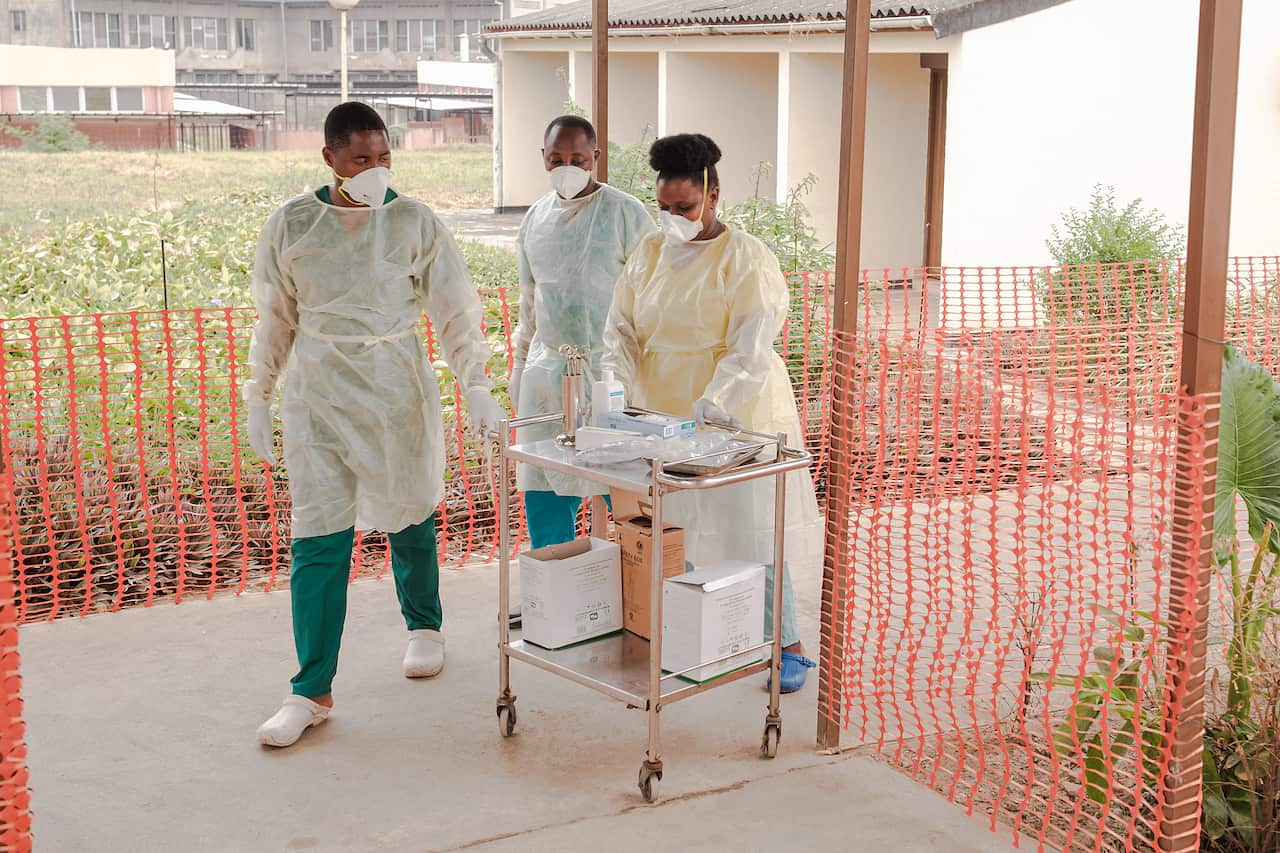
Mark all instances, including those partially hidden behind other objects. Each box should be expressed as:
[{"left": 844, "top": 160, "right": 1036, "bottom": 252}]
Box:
[{"left": 602, "top": 133, "right": 821, "bottom": 693}]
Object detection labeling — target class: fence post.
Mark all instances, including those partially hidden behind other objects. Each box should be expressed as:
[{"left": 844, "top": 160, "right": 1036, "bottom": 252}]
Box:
[
  {"left": 817, "top": 0, "right": 872, "bottom": 752},
  {"left": 0, "top": 487, "right": 32, "bottom": 851},
  {"left": 1162, "top": 1, "right": 1243, "bottom": 849}
]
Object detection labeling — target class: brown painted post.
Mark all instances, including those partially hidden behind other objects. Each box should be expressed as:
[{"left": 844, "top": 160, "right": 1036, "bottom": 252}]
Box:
[
  {"left": 592, "top": 0, "right": 608, "bottom": 183},
  {"left": 817, "top": 0, "right": 872, "bottom": 752},
  {"left": 920, "top": 54, "right": 948, "bottom": 271},
  {"left": 1162, "top": 1, "right": 1243, "bottom": 849},
  {"left": 589, "top": 0, "right": 609, "bottom": 535}
]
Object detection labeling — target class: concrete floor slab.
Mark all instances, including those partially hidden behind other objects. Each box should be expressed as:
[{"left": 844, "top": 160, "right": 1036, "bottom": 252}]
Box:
[{"left": 19, "top": 559, "right": 1015, "bottom": 852}]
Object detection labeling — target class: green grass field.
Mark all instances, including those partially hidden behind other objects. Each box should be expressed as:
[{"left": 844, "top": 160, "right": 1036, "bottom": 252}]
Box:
[
  {"left": 0, "top": 145, "right": 493, "bottom": 236},
  {"left": 0, "top": 145, "right": 500, "bottom": 317}
]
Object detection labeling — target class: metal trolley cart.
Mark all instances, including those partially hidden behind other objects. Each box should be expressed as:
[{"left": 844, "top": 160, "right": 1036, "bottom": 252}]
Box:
[{"left": 491, "top": 412, "right": 813, "bottom": 801}]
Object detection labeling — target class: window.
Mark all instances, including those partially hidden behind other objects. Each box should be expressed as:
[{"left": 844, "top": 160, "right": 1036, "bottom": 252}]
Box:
[
  {"left": 348, "top": 19, "right": 389, "bottom": 53},
  {"left": 17, "top": 87, "right": 46, "bottom": 112},
  {"left": 74, "top": 11, "right": 123, "bottom": 47},
  {"left": 128, "top": 14, "right": 175, "bottom": 49},
  {"left": 115, "top": 87, "right": 144, "bottom": 112},
  {"left": 235, "top": 18, "right": 255, "bottom": 51},
  {"left": 185, "top": 16, "right": 228, "bottom": 51},
  {"left": 51, "top": 86, "right": 80, "bottom": 111},
  {"left": 83, "top": 87, "right": 111, "bottom": 111},
  {"left": 11, "top": 10, "right": 26, "bottom": 33},
  {"left": 395, "top": 19, "right": 438, "bottom": 53},
  {"left": 309, "top": 18, "right": 332, "bottom": 52}
]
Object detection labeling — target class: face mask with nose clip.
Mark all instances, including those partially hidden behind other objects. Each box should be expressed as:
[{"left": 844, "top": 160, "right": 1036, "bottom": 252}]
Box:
[
  {"left": 336, "top": 166, "right": 392, "bottom": 208},
  {"left": 660, "top": 167, "right": 709, "bottom": 245}
]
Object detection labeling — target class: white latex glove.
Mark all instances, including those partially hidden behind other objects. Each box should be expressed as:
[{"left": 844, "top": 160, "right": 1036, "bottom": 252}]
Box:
[
  {"left": 465, "top": 389, "right": 505, "bottom": 441},
  {"left": 509, "top": 361, "right": 524, "bottom": 414},
  {"left": 246, "top": 401, "right": 277, "bottom": 466},
  {"left": 693, "top": 398, "right": 742, "bottom": 431}
]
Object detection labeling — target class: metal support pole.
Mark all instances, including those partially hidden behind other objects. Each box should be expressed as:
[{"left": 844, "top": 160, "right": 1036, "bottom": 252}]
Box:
[
  {"left": 339, "top": 10, "right": 349, "bottom": 102},
  {"left": 592, "top": 0, "right": 608, "bottom": 182},
  {"left": 816, "top": 0, "right": 872, "bottom": 753},
  {"left": 1161, "top": 1, "right": 1243, "bottom": 849},
  {"left": 497, "top": 422, "right": 512, "bottom": 700}
]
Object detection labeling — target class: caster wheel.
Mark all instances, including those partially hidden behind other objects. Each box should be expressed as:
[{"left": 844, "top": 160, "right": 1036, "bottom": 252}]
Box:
[
  {"left": 761, "top": 722, "right": 781, "bottom": 759},
  {"left": 638, "top": 765, "right": 662, "bottom": 802},
  {"left": 498, "top": 705, "right": 517, "bottom": 738}
]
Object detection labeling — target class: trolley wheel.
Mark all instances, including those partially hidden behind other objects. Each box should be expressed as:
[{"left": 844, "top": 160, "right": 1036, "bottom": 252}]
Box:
[
  {"left": 497, "top": 704, "right": 517, "bottom": 738},
  {"left": 638, "top": 764, "right": 662, "bottom": 802},
  {"left": 761, "top": 722, "right": 781, "bottom": 759}
]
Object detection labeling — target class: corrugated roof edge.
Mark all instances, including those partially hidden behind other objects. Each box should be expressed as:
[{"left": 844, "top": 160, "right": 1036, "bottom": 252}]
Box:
[
  {"left": 930, "top": 0, "right": 1073, "bottom": 37},
  {"left": 486, "top": 3, "right": 931, "bottom": 35},
  {"left": 486, "top": 0, "right": 1077, "bottom": 37}
]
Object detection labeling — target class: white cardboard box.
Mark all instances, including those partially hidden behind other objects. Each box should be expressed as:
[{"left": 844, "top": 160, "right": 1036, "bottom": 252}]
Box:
[
  {"left": 519, "top": 537, "right": 623, "bottom": 650},
  {"left": 661, "top": 561, "right": 765, "bottom": 683}
]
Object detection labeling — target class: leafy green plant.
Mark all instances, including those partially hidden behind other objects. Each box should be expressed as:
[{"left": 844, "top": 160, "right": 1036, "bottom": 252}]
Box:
[
  {"left": 1201, "top": 344, "right": 1280, "bottom": 851},
  {"left": 724, "top": 170, "right": 833, "bottom": 274},
  {"left": 4, "top": 115, "right": 92, "bottom": 153},
  {"left": 1037, "top": 184, "right": 1186, "bottom": 331},
  {"left": 1031, "top": 608, "right": 1166, "bottom": 806}
]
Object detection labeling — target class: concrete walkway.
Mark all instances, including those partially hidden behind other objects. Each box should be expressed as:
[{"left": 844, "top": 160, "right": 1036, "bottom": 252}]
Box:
[
  {"left": 19, "top": 560, "right": 1016, "bottom": 853},
  {"left": 438, "top": 208, "right": 524, "bottom": 252}
]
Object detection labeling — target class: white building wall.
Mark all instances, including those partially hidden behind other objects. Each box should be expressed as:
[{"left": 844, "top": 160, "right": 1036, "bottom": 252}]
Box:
[
  {"left": 942, "top": 0, "right": 1280, "bottom": 266},
  {"left": 567, "top": 51, "right": 660, "bottom": 147},
  {"left": 663, "top": 52, "right": 779, "bottom": 206},
  {"left": 788, "top": 52, "right": 930, "bottom": 270},
  {"left": 500, "top": 50, "right": 569, "bottom": 207},
  {"left": 0, "top": 45, "right": 176, "bottom": 86}
]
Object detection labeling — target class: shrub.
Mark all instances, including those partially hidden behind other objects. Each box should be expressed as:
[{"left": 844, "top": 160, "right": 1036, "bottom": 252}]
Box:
[{"left": 5, "top": 115, "right": 92, "bottom": 153}]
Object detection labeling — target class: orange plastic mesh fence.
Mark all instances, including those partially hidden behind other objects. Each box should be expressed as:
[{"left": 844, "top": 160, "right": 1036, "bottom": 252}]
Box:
[
  {"left": 820, "top": 258, "right": 1280, "bottom": 851},
  {"left": 0, "top": 494, "right": 32, "bottom": 852}
]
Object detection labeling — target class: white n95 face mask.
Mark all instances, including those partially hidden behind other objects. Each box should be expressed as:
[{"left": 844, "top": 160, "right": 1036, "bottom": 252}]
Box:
[
  {"left": 550, "top": 165, "right": 591, "bottom": 199},
  {"left": 660, "top": 210, "right": 703, "bottom": 244},
  {"left": 337, "top": 166, "right": 391, "bottom": 208}
]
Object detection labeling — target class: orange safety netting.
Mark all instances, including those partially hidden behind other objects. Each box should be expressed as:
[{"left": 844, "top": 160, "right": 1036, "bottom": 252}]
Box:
[
  {"left": 0, "top": 495, "right": 32, "bottom": 852},
  {"left": 0, "top": 274, "right": 831, "bottom": 623},
  {"left": 819, "top": 258, "right": 1280, "bottom": 852}
]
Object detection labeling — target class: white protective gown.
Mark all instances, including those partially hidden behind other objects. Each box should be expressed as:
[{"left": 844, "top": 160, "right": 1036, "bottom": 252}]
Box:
[
  {"left": 602, "top": 227, "right": 822, "bottom": 571},
  {"left": 512, "top": 184, "right": 656, "bottom": 496},
  {"left": 244, "top": 191, "right": 493, "bottom": 539}
]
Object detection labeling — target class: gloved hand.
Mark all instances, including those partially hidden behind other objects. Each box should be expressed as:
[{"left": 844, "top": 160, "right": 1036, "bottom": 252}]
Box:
[
  {"left": 466, "top": 389, "right": 505, "bottom": 441},
  {"left": 246, "top": 400, "right": 277, "bottom": 466},
  {"left": 508, "top": 361, "right": 524, "bottom": 414},
  {"left": 693, "top": 398, "right": 742, "bottom": 431}
]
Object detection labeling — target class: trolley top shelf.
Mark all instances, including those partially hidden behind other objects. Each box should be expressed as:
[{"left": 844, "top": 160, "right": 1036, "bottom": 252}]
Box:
[{"left": 500, "top": 420, "right": 813, "bottom": 495}]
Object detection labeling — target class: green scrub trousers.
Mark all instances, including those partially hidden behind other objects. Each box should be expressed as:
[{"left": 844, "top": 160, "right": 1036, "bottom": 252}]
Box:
[{"left": 289, "top": 516, "right": 441, "bottom": 697}]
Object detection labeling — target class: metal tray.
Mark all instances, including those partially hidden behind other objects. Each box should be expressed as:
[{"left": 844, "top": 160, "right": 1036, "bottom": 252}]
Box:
[{"left": 657, "top": 440, "right": 767, "bottom": 477}]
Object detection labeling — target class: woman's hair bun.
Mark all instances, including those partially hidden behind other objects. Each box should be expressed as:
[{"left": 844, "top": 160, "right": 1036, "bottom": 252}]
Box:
[{"left": 649, "top": 133, "right": 722, "bottom": 175}]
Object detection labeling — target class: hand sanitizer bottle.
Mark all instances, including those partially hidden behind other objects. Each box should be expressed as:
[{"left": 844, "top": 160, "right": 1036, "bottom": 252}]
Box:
[{"left": 592, "top": 370, "right": 627, "bottom": 427}]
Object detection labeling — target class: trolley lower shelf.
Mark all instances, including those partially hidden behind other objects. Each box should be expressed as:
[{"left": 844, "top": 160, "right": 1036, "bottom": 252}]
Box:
[{"left": 506, "top": 631, "right": 774, "bottom": 707}]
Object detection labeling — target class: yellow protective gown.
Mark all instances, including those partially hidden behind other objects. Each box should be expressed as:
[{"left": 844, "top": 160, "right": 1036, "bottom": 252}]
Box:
[
  {"left": 244, "top": 192, "right": 493, "bottom": 539},
  {"left": 601, "top": 227, "right": 822, "bottom": 571}
]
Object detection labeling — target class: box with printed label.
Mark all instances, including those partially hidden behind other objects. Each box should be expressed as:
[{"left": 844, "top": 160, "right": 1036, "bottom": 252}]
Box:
[
  {"left": 519, "top": 537, "right": 622, "bottom": 650},
  {"left": 661, "top": 561, "right": 765, "bottom": 683},
  {"left": 616, "top": 514, "right": 685, "bottom": 639},
  {"left": 606, "top": 409, "right": 696, "bottom": 439}
]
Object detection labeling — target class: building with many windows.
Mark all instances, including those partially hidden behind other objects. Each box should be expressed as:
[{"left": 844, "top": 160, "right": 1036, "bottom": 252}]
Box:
[{"left": 0, "top": 0, "right": 501, "bottom": 132}]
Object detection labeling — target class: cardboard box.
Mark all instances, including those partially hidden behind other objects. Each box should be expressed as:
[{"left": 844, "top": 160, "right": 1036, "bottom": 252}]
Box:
[
  {"left": 616, "top": 514, "right": 685, "bottom": 639},
  {"left": 662, "top": 561, "right": 766, "bottom": 683},
  {"left": 519, "top": 537, "right": 622, "bottom": 649}
]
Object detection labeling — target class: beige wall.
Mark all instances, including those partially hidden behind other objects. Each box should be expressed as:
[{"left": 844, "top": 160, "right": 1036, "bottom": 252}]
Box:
[
  {"left": 566, "top": 51, "right": 659, "bottom": 147},
  {"left": 862, "top": 53, "right": 931, "bottom": 272},
  {"left": 663, "top": 52, "right": 779, "bottom": 205},
  {"left": 0, "top": 45, "right": 176, "bottom": 87},
  {"left": 942, "top": 0, "right": 1280, "bottom": 265},
  {"left": 786, "top": 52, "right": 930, "bottom": 270},
  {"left": 500, "top": 50, "right": 568, "bottom": 206}
]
